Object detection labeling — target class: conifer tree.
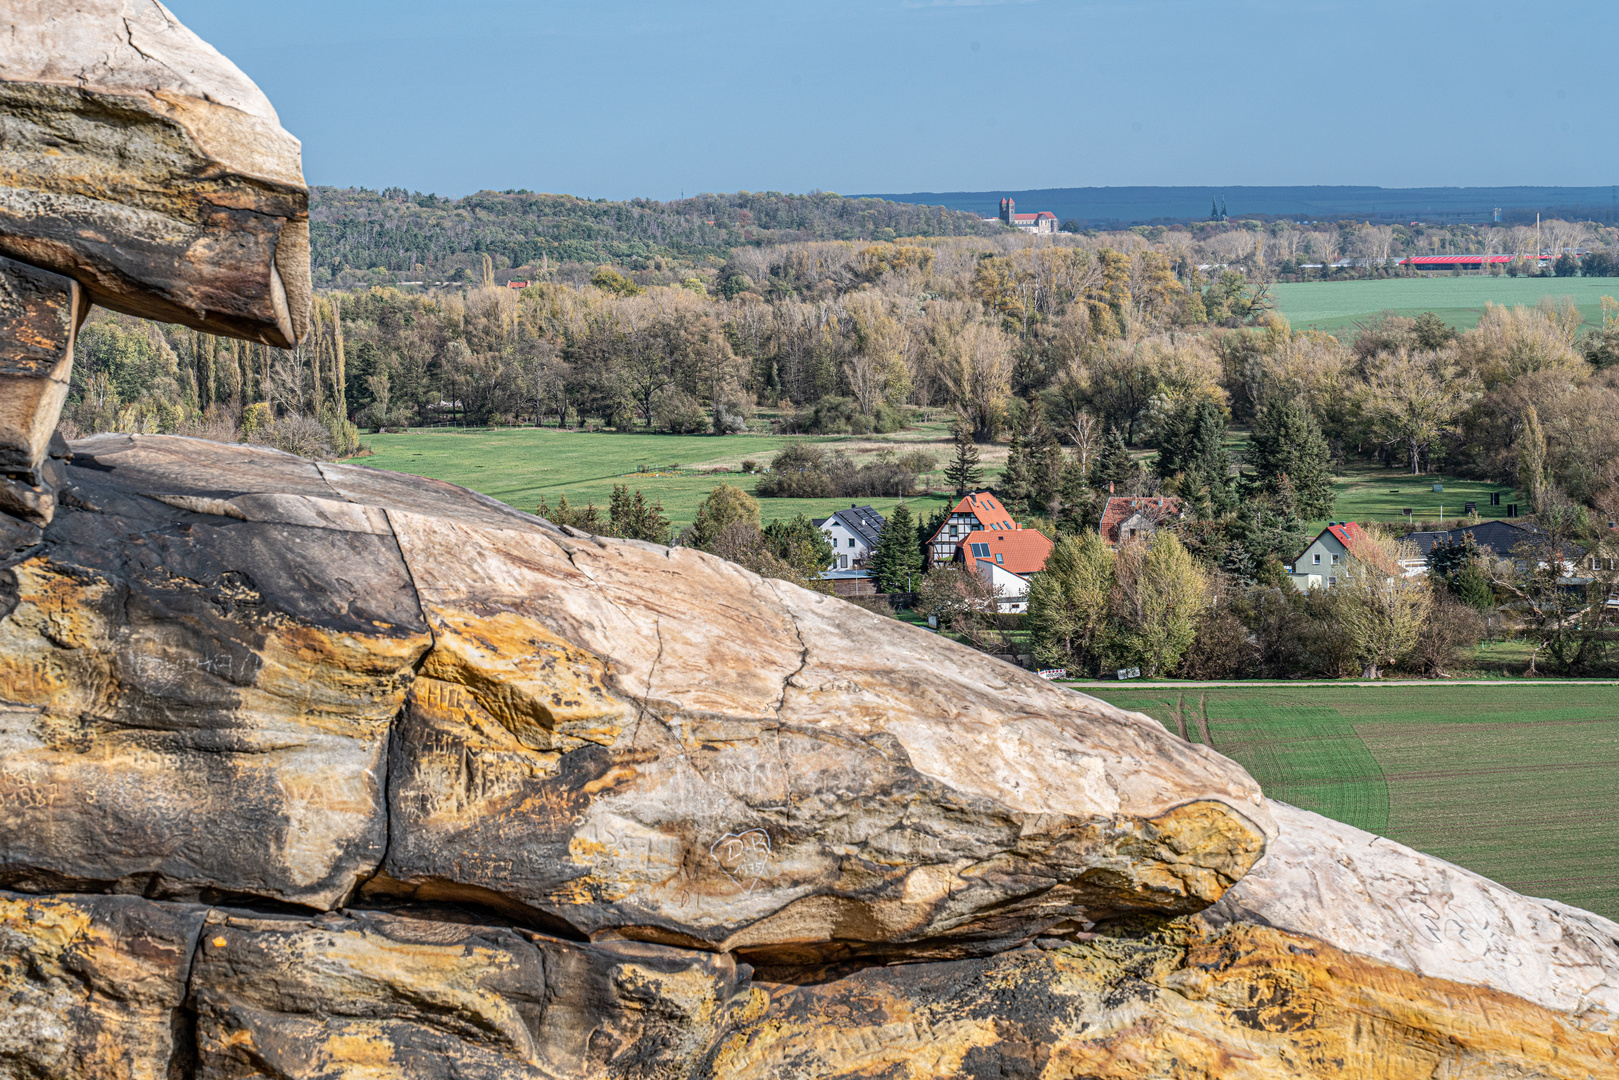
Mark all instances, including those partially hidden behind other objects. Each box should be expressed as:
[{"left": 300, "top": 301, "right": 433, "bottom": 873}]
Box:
[
  {"left": 869, "top": 503, "right": 922, "bottom": 593},
  {"left": 1246, "top": 397, "right": 1334, "bottom": 520},
  {"left": 944, "top": 423, "right": 983, "bottom": 496},
  {"left": 1155, "top": 399, "right": 1235, "bottom": 515},
  {"left": 1090, "top": 426, "right": 1134, "bottom": 491},
  {"left": 999, "top": 424, "right": 1033, "bottom": 512}
]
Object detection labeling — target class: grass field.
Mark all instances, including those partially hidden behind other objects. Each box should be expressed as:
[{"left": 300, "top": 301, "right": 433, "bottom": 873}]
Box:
[
  {"left": 358, "top": 423, "right": 970, "bottom": 531},
  {"left": 1082, "top": 684, "right": 1619, "bottom": 919},
  {"left": 1272, "top": 275, "right": 1619, "bottom": 335},
  {"left": 355, "top": 422, "right": 1522, "bottom": 541}
]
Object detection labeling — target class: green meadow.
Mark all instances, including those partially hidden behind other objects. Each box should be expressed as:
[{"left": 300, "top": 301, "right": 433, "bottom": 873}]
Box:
[
  {"left": 1272, "top": 275, "right": 1619, "bottom": 335},
  {"left": 1083, "top": 684, "right": 1619, "bottom": 920},
  {"left": 357, "top": 423, "right": 963, "bottom": 532}
]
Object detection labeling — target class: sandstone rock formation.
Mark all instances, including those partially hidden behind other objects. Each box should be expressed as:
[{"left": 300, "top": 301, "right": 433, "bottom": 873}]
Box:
[
  {"left": 0, "top": 0, "right": 309, "bottom": 532},
  {"left": 0, "top": 434, "right": 1613, "bottom": 1078},
  {"left": 0, "top": 1, "right": 310, "bottom": 348}
]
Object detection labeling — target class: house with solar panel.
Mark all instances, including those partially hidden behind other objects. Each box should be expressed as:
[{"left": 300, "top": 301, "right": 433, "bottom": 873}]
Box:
[
  {"left": 954, "top": 525, "right": 1054, "bottom": 613},
  {"left": 925, "top": 491, "right": 1020, "bottom": 567},
  {"left": 814, "top": 504, "right": 886, "bottom": 572}
]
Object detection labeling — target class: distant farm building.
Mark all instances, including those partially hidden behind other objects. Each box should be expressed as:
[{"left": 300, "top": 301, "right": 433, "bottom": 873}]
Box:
[
  {"left": 995, "top": 198, "right": 1058, "bottom": 235},
  {"left": 1400, "top": 255, "right": 1553, "bottom": 273}
]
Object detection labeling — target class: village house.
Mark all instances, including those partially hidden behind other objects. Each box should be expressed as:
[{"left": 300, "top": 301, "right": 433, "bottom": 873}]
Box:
[
  {"left": 814, "top": 504, "right": 886, "bottom": 571},
  {"left": 1099, "top": 495, "right": 1184, "bottom": 548},
  {"left": 954, "top": 525, "right": 1054, "bottom": 613},
  {"left": 925, "top": 491, "right": 1018, "bottom": 566},
  {"left": 1405, "top": 520, "right": 1587, "bottom": 577},
  {"left": 1286, "top": 522, "right": 1367, "bottom": 590}
]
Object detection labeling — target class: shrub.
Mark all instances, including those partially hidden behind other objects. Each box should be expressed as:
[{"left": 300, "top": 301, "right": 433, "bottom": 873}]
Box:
[
  {"left": 249, "top": 412, "right": 335, "bottom": 459},
  {"left": 1412, "top": 590, "right": 1485, "bottom": 675},
  {"left": 654, "top": 390, "right": 708, "bottom": 434},
  {"left": 754, "top": 443, "right": 923, "bottom": 499},
  {"left": 1177, "top": 605, "right": 1258, "bottom": 679}
]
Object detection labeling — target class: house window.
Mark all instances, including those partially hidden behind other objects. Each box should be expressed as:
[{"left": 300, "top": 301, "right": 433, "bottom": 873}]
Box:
[
  {"left": 1129, "top": 529, "right": 1138, "bottom": 539},
  {"left": 949, "top": 525, "right": 958, "bottom": 537},
  {"left": 994, "top": 553, "right": 1003, "bottom": 564},
  {"left": 838, "top": 555, "right": 848, "bottom": 569},
  {"left": 1331, "top": 554, "right": 1339, "bottom": 564},
  {"left": 970, "top": 543, "right": 991, "bottom": 557},
  {"left": 847, "top": 538, "right": 855, "bottom": 548},
  {"left": 1328, "top": 576, "right": 1337, "bottom": 586},
  {"left": 1312, "top": 553, "right": 1321, "bottom": 565}
]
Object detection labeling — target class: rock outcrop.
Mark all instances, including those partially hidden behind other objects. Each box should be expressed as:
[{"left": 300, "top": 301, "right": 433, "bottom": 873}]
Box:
[
  {"left": 0, "top": 434, "right": 1613, "bottom": 1078},
  {"left": 0, "top": 0, "right": 310, "bottom": 533},
  {"left": 0, "top": 1, "right": 310, "bottom": 348}
]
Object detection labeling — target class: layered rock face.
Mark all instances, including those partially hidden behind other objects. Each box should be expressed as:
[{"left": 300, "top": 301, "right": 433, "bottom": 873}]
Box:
[
  {"left": 0, "top": 1, "right": 310, "bottom": 348},
  {"left": 0, "top": 435, "right": 1612, "bottom": 1078}
]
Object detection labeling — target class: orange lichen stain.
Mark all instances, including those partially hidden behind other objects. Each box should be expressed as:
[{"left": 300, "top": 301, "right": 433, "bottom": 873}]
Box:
[
  {"left": 211, "top": 936, "right": 227, "bottom": 948},
  {"left": 321, "top": 1027, "right": 406, "bottom": 1069},
  {"left": 420, "top": 608, "right": 631, "bottom": 752},
  {"left": 714, "top": 922, "right": 1619, "bottom": 1080},
  {"left": 582, "top": 765, "right": 640, "bottom": 795}
]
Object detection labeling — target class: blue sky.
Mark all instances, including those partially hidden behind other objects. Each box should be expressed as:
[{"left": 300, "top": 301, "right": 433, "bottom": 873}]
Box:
[{"left": 176, "top": 1, "right": 1619, "bottom": 200}]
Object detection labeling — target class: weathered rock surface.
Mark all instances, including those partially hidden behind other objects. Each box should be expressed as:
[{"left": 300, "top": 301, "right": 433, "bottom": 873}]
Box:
[
  {"left": 19, "top": 434, "right": 1273, "bottom": 963},
  {"left": 0, "top": 889, "right": 207, "bottom": 1079},
  {"left": 0, "top": 435, "right": 1615, "bottom": 1078},
  {"left": 0, "top": 1, "right": 309, "bottom": 347},
  {"left": 0, "top": 437, "right": 430, "bottom": 907},
  {"left": 708, "top": 804, "right": 1619, "bottom": 1079},
  {"left": 189, "top": 906, "right": 747, "bottom": 1080}
]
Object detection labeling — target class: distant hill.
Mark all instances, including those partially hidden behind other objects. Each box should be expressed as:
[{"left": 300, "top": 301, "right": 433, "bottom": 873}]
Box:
[
  {"left": 308, "top": 187, "right": 994, "bottom": 283},
  {"left": 858, "top": 186, "right": 1619, "bottom": 228}
]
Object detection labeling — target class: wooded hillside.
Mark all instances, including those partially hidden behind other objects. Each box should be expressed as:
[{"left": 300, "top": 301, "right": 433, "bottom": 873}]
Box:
[{"left": 309, "top": 187, "right": 996, "bottom": 287}]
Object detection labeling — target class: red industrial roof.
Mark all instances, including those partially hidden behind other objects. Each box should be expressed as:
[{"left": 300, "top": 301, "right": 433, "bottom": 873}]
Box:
[
  {"left": 1401, "top": 255, "right": 1552, "bottom": 265},
  {"left": 957, "top": 527, "right": 1054, "bottom": 575}
]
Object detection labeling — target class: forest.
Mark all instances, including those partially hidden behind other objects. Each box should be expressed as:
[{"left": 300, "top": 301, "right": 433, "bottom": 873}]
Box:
[{"left": 62, "top": 215, "right": 1619, "bottom": 675}]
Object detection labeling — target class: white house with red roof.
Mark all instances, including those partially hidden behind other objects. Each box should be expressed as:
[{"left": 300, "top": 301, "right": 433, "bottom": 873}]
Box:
[
  {"left": 954, "top": 525, "right": 1054, "bottom": 612},
  {"left": 1287, "top": 521, "right": 1368, "bottom": 591},
  {"left": 926, "top": 491, "right": 1018, "bottom": 566},
  {"left": 997, "top": 197, "right": 1059, "bottom": 235}
]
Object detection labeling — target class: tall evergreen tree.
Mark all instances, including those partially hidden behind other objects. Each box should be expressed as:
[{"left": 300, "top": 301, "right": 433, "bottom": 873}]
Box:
[
  {"left": 1246, "top": 397, "right": 1334, "bottom": 520},
  {"left": 1155, "top": 399, "right": 1235, "bottom": 515},
  {"left": 1090, "top": 426, "right": 1134, "bottom": 491},
  {"left": 869, "top": 503, "right": 922, "bottom": 592},
  {"left": 944, "top": 422, "right": 983, "bottom": 496},
  {"left": 999, "top": 423, "right": 1034, "bottom": 512}
]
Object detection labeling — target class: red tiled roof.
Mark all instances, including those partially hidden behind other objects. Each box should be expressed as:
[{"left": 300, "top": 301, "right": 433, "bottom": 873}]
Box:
[
  {"left": 930, "top": 491, "right": 1017, "bottom": 556},
  {"left": 956, "top": 527, "right": 1054, "bottom": 575},
  {"left": 1325, "top": 521, "right": 1367, "bottom": 549},
  {"left": 1099, "top": 496, "right": 1183, "bottom": 545}
]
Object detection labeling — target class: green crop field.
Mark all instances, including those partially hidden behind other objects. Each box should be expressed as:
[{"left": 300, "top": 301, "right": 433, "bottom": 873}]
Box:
[
  {"left": 1082, "top": 684, "right": 1619, "bottom": 919},
  {"left": 357, "top": 423, "right": 968, "bottom": 531},
  {"left": 1272, "top": 275, "right": 1619, "bottom": 335}
]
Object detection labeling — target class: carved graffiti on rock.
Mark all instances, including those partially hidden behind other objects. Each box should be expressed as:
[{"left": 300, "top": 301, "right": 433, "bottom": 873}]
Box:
[{"left": 710, "top": 829, "right": 771, "bottom": 892}]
